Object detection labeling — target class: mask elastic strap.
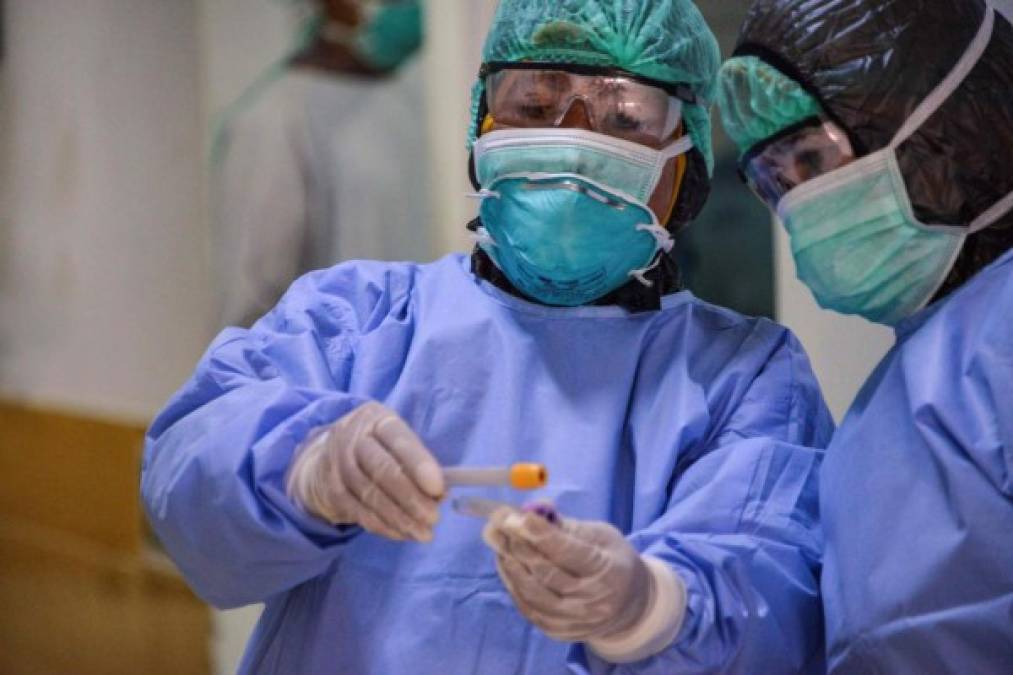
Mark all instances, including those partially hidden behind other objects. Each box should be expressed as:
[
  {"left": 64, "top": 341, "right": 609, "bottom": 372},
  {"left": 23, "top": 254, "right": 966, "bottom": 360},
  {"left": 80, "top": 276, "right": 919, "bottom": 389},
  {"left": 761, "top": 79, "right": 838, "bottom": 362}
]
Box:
[
  {"left": 915, "top": 187, "right": 1012, "bottom": 315},
  {"left": 476, "top": 128, "right": 694, "bottom": 165},
  {"left": 659, "top": 134, "right": 694, "bottom": 162},
  {"left": 890, "top": 7, "right": 995, "bottom": 149},
  {"left": 969, "top": 189, "right": 1013, "bottom": 234},
  {"left": 470, "top": 225, "right": 497, "bottom": 248},
  {"left": 915, "top": 235, "right": 969, "bottom": 316},
  {"left": 887, "top": 6, "right": 1010, "bottom": 235},
  {"left": 636, "top": 223, "right": 675, "bottom": 253},
  {"left": 629, "top": 255, "right": 663, "bottom": 288},
  {"left": 465, "top": 189, "right": 501, "bottom": 201},
  {"left": 647, "top": 134, "right": 694, "bottom": 199}
]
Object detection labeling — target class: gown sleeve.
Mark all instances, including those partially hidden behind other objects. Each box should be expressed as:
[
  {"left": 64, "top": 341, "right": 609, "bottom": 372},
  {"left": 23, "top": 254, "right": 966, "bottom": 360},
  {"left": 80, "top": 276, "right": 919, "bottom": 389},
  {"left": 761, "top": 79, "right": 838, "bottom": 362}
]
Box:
[
  {"left": 574, "top": 328, "right": 835, "bottom": 674},
  {"left": 967, "top": 279, "right": 1013, "bottom": 497},
  {"left": 141, "top": 265, "right": 405, "bottom": 608}
]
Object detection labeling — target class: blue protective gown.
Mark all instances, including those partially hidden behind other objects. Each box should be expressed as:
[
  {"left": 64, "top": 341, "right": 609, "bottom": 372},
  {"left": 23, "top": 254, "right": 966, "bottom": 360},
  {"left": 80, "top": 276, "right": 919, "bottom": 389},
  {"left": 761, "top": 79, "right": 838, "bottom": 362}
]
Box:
[
  {"left": 821, "top": 249, "right": 1013, "bottom": 673},
  {"left": 142, "top": 254, "right": 834, "bottom": 674}
]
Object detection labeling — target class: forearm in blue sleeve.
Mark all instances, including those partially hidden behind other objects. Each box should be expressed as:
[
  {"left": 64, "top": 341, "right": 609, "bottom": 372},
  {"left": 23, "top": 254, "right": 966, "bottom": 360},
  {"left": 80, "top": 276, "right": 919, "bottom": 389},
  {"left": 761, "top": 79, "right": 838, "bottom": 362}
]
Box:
[
  {"left": 143, "top": 382, "right": 368, "bottom": 608},
  {"left": 141, "top": 296, "right": 373, "bottom": 607},
  {"left": 570, "top": 436, "right": 824, "bottom": 674}
]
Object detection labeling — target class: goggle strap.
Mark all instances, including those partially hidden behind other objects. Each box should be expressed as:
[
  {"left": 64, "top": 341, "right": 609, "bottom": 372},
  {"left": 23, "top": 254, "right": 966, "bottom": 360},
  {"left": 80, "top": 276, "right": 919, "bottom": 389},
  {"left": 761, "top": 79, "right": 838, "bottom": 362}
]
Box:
[{"left": 662, "top": 99, "right": 684, "bottom": 142}]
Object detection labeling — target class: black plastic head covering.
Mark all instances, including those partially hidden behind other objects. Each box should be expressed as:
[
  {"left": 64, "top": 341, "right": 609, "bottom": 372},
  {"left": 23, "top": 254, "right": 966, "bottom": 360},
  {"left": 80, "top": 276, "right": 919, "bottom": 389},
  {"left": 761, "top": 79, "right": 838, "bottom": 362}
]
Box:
[{"left": 733, "top": 0, "right": 1013, "bottom": 298}]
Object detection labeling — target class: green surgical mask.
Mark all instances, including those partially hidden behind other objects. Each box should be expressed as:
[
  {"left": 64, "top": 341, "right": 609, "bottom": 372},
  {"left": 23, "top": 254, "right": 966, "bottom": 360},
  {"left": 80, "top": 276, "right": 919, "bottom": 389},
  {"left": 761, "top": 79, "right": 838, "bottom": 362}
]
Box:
[
  {"left": 778, "top": 153, "right": 969, "bottom": 326},
  {"left": 322, "top": 0, "right": 423, "bottom": 72}
]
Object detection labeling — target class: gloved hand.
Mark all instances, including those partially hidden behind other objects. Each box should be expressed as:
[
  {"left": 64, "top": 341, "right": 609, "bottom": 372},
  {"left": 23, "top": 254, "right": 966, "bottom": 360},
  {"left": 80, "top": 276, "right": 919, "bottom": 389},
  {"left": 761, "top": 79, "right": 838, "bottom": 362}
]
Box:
[
  {"left": 483, "top": 510, "right": 653, "bottom": 642},
  {"left": 286, "top": 402, "right": 445, "bottom": 542}
]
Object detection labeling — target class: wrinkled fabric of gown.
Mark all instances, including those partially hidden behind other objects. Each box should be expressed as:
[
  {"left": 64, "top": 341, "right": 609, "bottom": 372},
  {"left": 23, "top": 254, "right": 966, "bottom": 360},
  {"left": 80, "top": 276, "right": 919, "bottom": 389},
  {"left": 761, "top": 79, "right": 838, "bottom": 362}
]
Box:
[
  {"left": 821, "top": 249, "right": 1013, "bottom": 673},
  {"left": 143, "top": 254, "right": 834, "bottom": 674}
]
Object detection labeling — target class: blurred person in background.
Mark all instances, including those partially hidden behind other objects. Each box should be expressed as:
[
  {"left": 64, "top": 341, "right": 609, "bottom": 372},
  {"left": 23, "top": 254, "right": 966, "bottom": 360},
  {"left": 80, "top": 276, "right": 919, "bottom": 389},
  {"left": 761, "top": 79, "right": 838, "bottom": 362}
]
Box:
[
  {"left": 717, "top": 0, "right": 1013, "bottom": 671},
  {"left": 144, "top": 1, "right": 836, "bottom": 672},
  {"left": 213, "top": 0, "right": 431, "bottom": 328}
]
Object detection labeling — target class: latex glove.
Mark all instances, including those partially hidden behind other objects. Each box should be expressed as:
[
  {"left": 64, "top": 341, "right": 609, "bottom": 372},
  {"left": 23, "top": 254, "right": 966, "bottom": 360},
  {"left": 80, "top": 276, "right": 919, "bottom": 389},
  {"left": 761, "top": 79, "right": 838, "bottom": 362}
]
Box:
[
  {"left": 286, "top": 402, "right": 444, "bottom": 541},
  {"left": 483, "top": 510, "right": 651, "bottom": 640},
  {"left": 483, "top": 510, "right": 686, "bottom": 662}
]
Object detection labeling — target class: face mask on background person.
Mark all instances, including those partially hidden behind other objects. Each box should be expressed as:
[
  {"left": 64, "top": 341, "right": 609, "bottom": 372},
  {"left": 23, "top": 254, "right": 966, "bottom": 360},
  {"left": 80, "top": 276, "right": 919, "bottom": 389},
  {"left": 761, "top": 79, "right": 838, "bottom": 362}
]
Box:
[{"left": 321, "top": 0, "right": 423, "bottom": 72}]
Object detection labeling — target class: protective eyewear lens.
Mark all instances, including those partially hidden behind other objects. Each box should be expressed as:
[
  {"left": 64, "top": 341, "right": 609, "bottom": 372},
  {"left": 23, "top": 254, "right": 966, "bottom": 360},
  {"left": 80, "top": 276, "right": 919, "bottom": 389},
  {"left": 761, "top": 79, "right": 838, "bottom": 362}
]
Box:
[
  {"left": 738, "top": 118, "right": 856, "bottom": 210},
  {"left": 485, "top": 69, "right": 683, "bottom": 146}
]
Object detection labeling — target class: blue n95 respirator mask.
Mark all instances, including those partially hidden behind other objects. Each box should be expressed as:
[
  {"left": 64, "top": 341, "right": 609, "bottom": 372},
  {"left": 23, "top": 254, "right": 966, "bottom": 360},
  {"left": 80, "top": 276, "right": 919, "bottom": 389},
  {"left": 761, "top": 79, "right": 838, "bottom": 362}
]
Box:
[
  {"left": 471, "top": 128, "right": 693, "bottom": 307},
  {"left": 775, "top": 7, "right": 1013, "bottom": 326}
]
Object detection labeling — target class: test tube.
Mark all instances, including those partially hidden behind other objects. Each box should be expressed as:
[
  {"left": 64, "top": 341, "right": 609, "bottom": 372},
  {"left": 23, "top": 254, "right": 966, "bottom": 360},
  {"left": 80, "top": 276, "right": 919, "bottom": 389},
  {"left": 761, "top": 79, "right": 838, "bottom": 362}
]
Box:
[
  {"left": 451, "top": 496, "right": 510, "bottom": 519},
  {"left": 442, "top": 463, "right": 547, "bottom": 491},
  {"left": 452, "top": 496, "right": 560, "bottom": 525}
]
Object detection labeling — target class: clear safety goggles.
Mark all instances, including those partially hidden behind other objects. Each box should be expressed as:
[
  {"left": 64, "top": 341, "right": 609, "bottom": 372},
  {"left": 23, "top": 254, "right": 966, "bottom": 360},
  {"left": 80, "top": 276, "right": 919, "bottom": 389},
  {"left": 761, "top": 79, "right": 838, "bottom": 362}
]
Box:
[
  {"left": 485, "top": 67, "right": 684, "bottom": 146},
  {"left": 738, "top": 117, "right": 856, "bottom": 210}
]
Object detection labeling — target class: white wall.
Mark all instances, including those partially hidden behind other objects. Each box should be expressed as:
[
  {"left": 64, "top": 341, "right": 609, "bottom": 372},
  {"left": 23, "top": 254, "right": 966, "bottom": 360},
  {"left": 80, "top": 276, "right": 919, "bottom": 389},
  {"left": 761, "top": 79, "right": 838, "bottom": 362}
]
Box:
[
  {"left": 0, "top": 2, "right": 275, "bottom": 672},
  {"left": 0, "top": 0, "right": 209, "bottom": 422},
  {"left": 197, "top": 4, "right": 293, "bottom": 671},
  {"left": 422, "top": 0, "right": 500, "bottom": 254},
  {"left": 198, "top": 0, "right": 292, "bottom": 145}
]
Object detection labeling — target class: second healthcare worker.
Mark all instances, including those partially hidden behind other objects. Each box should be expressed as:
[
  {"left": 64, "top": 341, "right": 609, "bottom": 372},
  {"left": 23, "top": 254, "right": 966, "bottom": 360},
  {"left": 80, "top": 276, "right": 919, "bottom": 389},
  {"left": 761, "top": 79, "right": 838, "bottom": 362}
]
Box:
[
  {"left": 213, "top": 0, "right": 432, "bottom": 328},
  {"left": 145, "top": 1, "right": 835, "bottom": 672},
  {"left": 718, "top": 0, "right": 1013, "bottom": 671}
]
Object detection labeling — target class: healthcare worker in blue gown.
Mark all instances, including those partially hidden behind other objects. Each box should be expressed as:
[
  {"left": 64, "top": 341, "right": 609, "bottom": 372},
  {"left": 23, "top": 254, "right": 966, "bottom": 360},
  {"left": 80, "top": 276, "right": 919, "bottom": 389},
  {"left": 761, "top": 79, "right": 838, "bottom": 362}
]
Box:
[
  {"left": 143, "top": 1, "right": 836, "bottom": 672},
  {"left": 717, "top": 1, "right": 1013, "bottom": 672}
]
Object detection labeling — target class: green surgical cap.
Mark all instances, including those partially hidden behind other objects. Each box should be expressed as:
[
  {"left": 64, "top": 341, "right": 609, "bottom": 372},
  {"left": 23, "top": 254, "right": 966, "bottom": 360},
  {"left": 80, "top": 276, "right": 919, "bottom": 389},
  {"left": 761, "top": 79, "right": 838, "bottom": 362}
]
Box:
[
  {"left": 467, "top": 0, "right": 721, "bottom": 175},
  {"left": 717, "top": 56, "right": 824, "bottom": 157}
]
